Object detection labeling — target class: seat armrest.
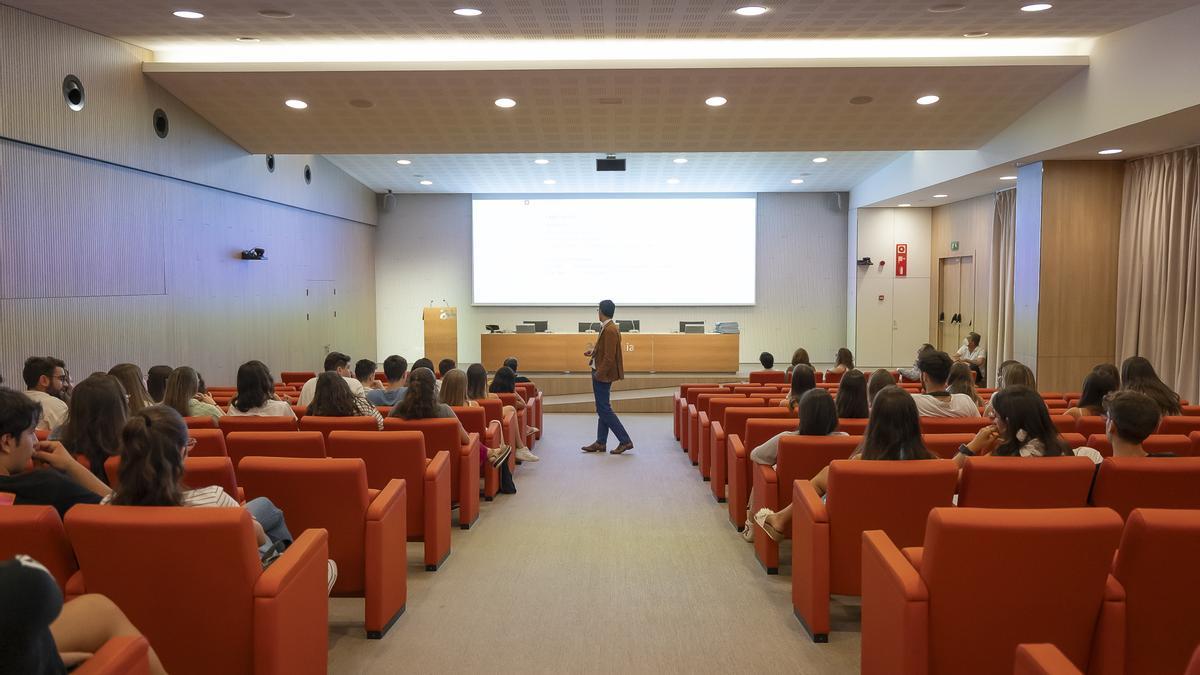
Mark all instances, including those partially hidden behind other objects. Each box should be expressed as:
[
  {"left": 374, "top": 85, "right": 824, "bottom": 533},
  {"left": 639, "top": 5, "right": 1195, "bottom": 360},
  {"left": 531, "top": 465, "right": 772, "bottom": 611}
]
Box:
[
  {"left": 74, "top": 636, "right": 151, "bottom": 675},
  {"left": 712, "top": 421, "right": 725, "bottom": 444},
  {"left": 425, "top": 450, "right": 449, "bottom": 482},
  {"left": 484, "top": 420, "right": 501, "bottom": 449},
  {"left": 861, "top": 530, "right": 928, "bottom": 675},
  {"left": 793, "top": 479, "right": 827, "bottom": 524},
  {"left": 753, "top": 464, "right": 779, "bottom": 512},
  {"left": 1088, "top": 575, "right": 1126, "bottom": 675},
  {"left": 253, "top": 529, "right": 330, "bottom": 675},
  {"left": 699, "top": 411, "right": 709, "bottom": 428},
  {"left": 365, "top": 479, "right": 408, "bottom": 635},
  {"left": 367, "top": 478, "right": 407, "bottom": 523},
  {"left": 423, "top": 451, "right": 452, "bottom": 568},
  {"left": 1015, "top": 644, "right": 1084, "bottom": 675},
  {"left": 461, "top": 432, "right": 479, "bottom": 455},
  {"left": 65, "top": 570, "right": 86, "bottom": 601}
]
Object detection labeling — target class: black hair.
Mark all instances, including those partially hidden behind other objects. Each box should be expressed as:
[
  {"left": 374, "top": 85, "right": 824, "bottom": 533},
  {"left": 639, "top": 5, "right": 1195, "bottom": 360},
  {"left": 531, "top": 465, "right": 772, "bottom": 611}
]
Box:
[
  {"left": 392, "top": 368, "right": 438, "bottom": 419},
  {"left": 0, "top": 387, "right": 43, "bottom": 442},
  {"left": 111, "top": 406, "right": 188, "bottom": 507},
  {"left": 323, "top": 351, "right": 351, "bottom": 372},
  {"left": 967, "top": 332, "right": 981, "bottom": 347},
  {"left": 232, "top": 361, "right": 273, "bottom": 413},
  {"left": 489, "top": 366, "right": 517, "bottom": 394},
  {"left": 835, "top": 348, "right": 855, "bottom": 369},
  {"left": 759, "top": 352, "right": 775, "bottom": 369},
  {"left": 108, "top": 363, "right": 153, "bottom": 414},
  {"left": 797, "top": 389, "right": 839, "bottom": 436},
  {"left": 867, "top": 368, "right": 896, "bottom": 407},
  {"left": 438, "top": 358, "right": 456, "bottom": 377},
  {"left": 835, "top": 369, "right": 870, "bottom": 419},
  {"left": 466, "top": 363, "right": 489, "bottom": 399},
  {"left": 917, "top": 350, "right": 953, "bottom": 386},
  {"left": 946, "top": 362, "right": 982, "bottom": 406},
  {"left": 307, "top": 372, "right": 359, "bottom": 417},
  {"left": 1092, "top": 363, "right": 1120, "bottom": 386},
  {"left": 1121, "top": 356, "right": 1182, "bottom": 416},
  {"left": 503, "top": 357, "right": 519, "bottom": 372},
  {"left": 355, "top": 358, "right": 377, "bottom": 382},
  {"left": 162, "top": 367, "right": 201, "bottom": 418},
  {"left": 787, "top": 364, "right": 817, "bottom": 413},
  {"left": 146, "top": 365, "right": 173, "bottom": 402},
  {"left": 22, "top": 357, "right": 58, "bottom": 390},
  {"left": 1076, "top": 370, "right": 1120, "bottom": 415},
  {"left": 58, "top": 373, "right": 127, "bottom": 482},
  {"left": 412, "top": 358, "right": 434, "bottom": 374},
  {"left": 599, "top": 299, "right": 616, "bottom": 319},
  {"left": 990, "top": 386, "right": 1071, "bottom": 457},
  {"left": 859, "top": 386, "right": 935, "bottom": 461},
  {"left": 382, "top": 355, "right": 408, "bottom": 383},
  {"left": 1103, "top": 390, "right": 1162, "bottom": 445}
]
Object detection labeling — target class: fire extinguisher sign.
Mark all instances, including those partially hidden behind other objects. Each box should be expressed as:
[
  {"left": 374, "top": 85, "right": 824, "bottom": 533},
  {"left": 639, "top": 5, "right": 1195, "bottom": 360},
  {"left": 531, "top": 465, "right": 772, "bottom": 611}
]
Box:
[{"left": 896, "top": 244, "right": 908, "bottom": 277}]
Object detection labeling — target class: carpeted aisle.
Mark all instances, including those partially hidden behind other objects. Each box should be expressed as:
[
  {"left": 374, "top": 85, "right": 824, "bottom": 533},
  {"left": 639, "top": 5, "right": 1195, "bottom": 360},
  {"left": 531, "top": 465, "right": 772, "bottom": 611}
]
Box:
[{"left": 327, "top": 413, "right": 860, "bottom": 674}]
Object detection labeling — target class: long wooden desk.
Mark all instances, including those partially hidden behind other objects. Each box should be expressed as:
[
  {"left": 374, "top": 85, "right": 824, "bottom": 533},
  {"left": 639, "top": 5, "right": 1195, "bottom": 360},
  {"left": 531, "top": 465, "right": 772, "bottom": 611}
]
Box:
[{"left": 480, "top": 333, "right": 739, "bottom": 373}]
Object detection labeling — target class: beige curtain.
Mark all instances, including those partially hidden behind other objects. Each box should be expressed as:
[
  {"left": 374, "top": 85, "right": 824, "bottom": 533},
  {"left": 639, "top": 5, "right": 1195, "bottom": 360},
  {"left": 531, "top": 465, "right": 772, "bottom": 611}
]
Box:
[
  {"left": 986, "top": 188, "right": 1017, "bottom": 379},
  {"left": 1116, "top": 146, "right": 1200, "bottom": 403}
]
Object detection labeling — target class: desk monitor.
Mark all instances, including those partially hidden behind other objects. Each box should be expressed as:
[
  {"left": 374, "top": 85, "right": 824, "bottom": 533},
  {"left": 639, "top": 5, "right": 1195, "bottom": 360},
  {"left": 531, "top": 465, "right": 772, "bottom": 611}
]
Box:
[
  {"left": 578, "top": 322, "right": 602, "bottom": 333},
  {"left": 617, "top": 319, "right": 639, "bottom": 332},
  {"left": 522, "top": 320, "right": 549, "bottom": 333},
  {"left": 680, "top": 321, "right": 705, "bottom": 334}
]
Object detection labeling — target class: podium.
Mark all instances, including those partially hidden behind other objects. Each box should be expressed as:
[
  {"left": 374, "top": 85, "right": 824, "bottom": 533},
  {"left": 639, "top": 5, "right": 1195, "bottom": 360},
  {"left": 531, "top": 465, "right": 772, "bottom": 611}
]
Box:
[{"left": 423, "top": 307, "right": 458, "bottom": 365}]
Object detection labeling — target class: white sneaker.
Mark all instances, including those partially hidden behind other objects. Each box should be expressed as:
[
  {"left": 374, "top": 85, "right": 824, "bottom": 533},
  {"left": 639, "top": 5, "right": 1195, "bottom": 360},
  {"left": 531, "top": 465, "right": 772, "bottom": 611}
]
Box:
[
  {"left": 515, "top": 448, "right": 540, "bottom": 462},
  {"left": 741, "top": 520, "right": 754, "bottom": 543}
]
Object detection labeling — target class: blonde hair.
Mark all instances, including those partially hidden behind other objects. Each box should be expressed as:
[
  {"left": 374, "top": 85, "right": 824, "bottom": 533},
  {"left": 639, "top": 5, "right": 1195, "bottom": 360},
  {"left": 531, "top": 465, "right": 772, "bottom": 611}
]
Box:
[{"left": 438, "top": 369, "right": 469, "bottom": 407}]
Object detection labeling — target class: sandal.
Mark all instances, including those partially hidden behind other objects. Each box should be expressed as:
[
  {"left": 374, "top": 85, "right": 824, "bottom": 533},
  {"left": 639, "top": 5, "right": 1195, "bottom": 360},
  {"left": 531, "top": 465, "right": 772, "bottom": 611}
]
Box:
[
  {"left": 754, "top": 508, "right": 784, "bottom": 542},
  {"left": 490, "top": 445, "right": 513, "bottom": 468}
]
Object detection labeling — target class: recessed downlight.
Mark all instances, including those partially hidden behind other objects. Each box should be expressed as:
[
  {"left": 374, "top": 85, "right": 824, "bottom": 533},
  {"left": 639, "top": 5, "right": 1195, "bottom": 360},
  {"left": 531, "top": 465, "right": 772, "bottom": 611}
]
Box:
[
  {"left": 534, "top": 159, "right": 550, "bottom": 165},
  {"left": 735, "top": 6, "right": 769, "bottom": 16},
  {"left": 494, "top": 97, "right": 517, "bottom": 108},
  {"left": 284, "top": 99, "right": 307, "bottom": 109},
  {"left": 396, "top": 159, "right": 412, "bottom": 165},
  {"left": 849, "top": 95, "right": 874, "bottom": 105},
  {"left": 790, "top": 179, "right": 805, "bottom": 184},
  {"left": 419, "top": 180, "right": 433, "bottom": 186},
  {"left": 236, "top": 36, "right": 261, "bottom": 42},
  {"left": 963, "top": 31, "right": 990, "bottom": 38},
  {"left": 705, "top": 96, "right": 727, "bottom": 107},
  {"left": 666, "top": 178, "right": 681, "bottom": 185},
  {"left": 673, "top": 158, "right": 689, "bottom": 164},
  {"left": 453, "top": 8, "right": 483, "bottom": 16},
  {"left": 1021, "top": 3, "right": 1053, "bottom": 11},
  {"left": 1098, "top": 148, "right": 1123, "bottom": 155},
  {"left": 1000, "top": 175, "right": 1017, "bottom": 180},
  {"left": 927, "top": 3, "right": 966, "bottom": 13},
  {"left": 933, "top": 194, "right": 949, "bottom": 198},
  {"left": 916, "top": 95, "right": 941, "bottom": 105},
  {"left": 348, "top": 99, "right": 374, "bottom": 108},
  {"left": 812, "top": 157, "right": 828, "bottom": 163},
  {"left": 257, "top": 9, "right": 294, "bottom": 18},
  {"left": 543, "top": 179, "right": 557, "bottom": 185},
  {"left": 899, "top": 203, "right": 912, "bottom": 207},
  {"left": 172, "top": 10, "right": 204, "bottom": 18}
]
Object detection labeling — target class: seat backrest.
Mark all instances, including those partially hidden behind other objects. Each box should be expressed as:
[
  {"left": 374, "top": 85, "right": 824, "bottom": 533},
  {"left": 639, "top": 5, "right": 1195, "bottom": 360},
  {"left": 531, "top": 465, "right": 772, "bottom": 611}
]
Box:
[
  {"left": 182, "top": 457, "right": 240, "bottom": 500},
  {"left": 826, "top": 459, "right": 957, "bottom": 594},
  {"left": 328, "top": 431, "right": 427, "bottom": 537},
  {"left": 709, "top": 397, "right": 763, "bottom": 426},
  {"left": 451, "top": 406, "right": 489, "bottom": 436},
  {"left": 472, "top": 398, "right": 503, "bottom": 425},
  {"left": 678, "top": 383, "right": 721, "bottom": 399},
  {"left": 291, "top": 404, "right": 306, "bottom": 419},
  {"left": 64, "top": 505, "right": 262, "bottom": 675},
  {"left": 919, "top": 417, "right": 991, "bottom": 434},
  {"left": 921, "top": 433, "right": 976, "bottom": 459},
  {"left": 1160, "top": 416, "right": 1200, "bottom": 435},
  {"left": 695, "top": 392, "right": 744, "bottom": 417},
  {"left": 298, "top": 415, "right": 378, "bottom": 441},
  {"left": 685, "top": 387, "right": 730, "bottom": 406},
  {"left": 1113, "top": 509, "right": 1200, "bottom": 675},
  {"left": 1085, "top": 434, "right": 1193, "bottom": 459},
  {"left": 729, "top": 386, "right": 778, "bottom": 397},
  {"left": 957, "top": 456, "right": 1096, "bottom": 508},
  {"left": 1048, "top": 415, "right": 1076, "bottom": 433},
  {"left": 824, "top": 370, "right": 844, "bottom": 384},
  {"left": 0, "top": 505, "right": 76, "bottom": 591},
  {"left": 493, "top": 392, "right": 522, "bottom": 410},
  {"left": 217, "top": 415, "right": 298, "bottom": 436},
  {"left": 835, "top": 418, "right": 869, "bottom": 435},
  {"left": 279, "top": 371, "right": 315, "bottom": 385},
  {"left": 1090, "top": 457, "right": 1200, "bottom": 519},
  {"left": 774, "top": 436, "right": 860, "bottom": 506},
  {"left": 516, "top": 382, "right": 539, "bottom": 398},
  {"left": 743, "top": 418, "right": 803, "bottom": 453},
  {"left": 1074, "top": 416, "right": 1106, "bottom": 437},
  {"left": 748, "top": 370, "right": 789, "bottom": 384},
  {"left": 225, "top": 431, "right": 325, "bottom": 467},
  {"left": 187, "top": 428, "right": 227, "bottom": 457},
  {"left": 238, "top": 456, "right": 368, "bottom": 594},
  {"left": 183, "top": 416, "right": 216, "bottom": 429},
  {"left": 383, "top": 418, "right": 465, "bottom": 501},
  {"left": 920, "top": 507, "right": 1123, "bottom": 675},
  {"left": 1181, "top": 405, "right": 1200, "bottom": 417},
  {"left": 723, "top": 407, "right": 795, "bottom": 443}
]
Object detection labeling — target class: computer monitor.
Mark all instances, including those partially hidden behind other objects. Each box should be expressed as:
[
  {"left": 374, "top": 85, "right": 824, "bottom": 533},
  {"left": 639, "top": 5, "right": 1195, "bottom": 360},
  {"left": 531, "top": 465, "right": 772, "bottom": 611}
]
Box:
[
  {"left": 679, "top": 321, "right": 705, "bottom": 334},
  {"left": 522, "top": 320, "right": 548, "bottom": 333},
  {"left": 578, "top": 322, "right": 601, "bottom": 333},
  {"left": 617, "top": 319, "right": 639, "bottom": 332}
]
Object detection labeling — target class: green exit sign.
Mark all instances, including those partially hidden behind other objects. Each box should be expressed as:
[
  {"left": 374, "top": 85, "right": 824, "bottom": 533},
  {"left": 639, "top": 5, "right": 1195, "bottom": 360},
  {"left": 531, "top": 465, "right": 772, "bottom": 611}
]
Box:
[{"left": 950, "top": 240, "right": 960, "bottom": 251}]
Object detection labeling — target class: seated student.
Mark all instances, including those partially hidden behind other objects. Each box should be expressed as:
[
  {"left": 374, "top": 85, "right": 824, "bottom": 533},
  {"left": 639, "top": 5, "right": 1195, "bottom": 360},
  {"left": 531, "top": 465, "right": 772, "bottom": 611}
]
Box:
[
  {"left": 786, "top": 348, "right": 811, "bottom": 376},
  {"left": 466, "top": 363, "right": 532, "bottom": 458},
  {"left": 390, "top": 368, "right": 481, "bottom": 452},
  {"left": 411, "top": 358, "right": 438, "bottom": 393},
  {"left": 1121, "top": 355, "right": 1183, "bottom": 416},
  {"left": 946, "top": 361, "right": 983, "bottom": 407},
  {"left": 835, "top": 369, "right": 869, "bottom": 419},
  {"left": 1094, "top": 362, "right": 1121, "bottom": 385},
  {"left": 827, "top": 348, "right": 854, "bottom": 378},
  {"left": 105, "top": 406, "right": 336, "bottom": 591},
  {"left": 367, "top": 355, "right": 408, "bottom": 407},
  {"left": 867, "top": 368, "right": 896, "bottom": 409},
  {"left": 307, "top": 372, "right": 384, "bottom": 430},
  {"left": 753, "top": 385, "right": 940, "bottom": 540},
  {"left": 1103, "top": 390, "right": 1170, "bottom": 457},
  {"left": 226, "top": 361, "right": 295, "bottom": 418},
  {"left": 0, "top": 388, "right": 110, "bottom": 516},
  {"left": 297, "top": 351, "right": 366, "bottom": 407},
  {"left": 438, "top": 368, "right": 511, "bottom": 468},
  {"left": 983, "top": 361, "right": 1035, "bottom": 416},
  {"left": 954, "top": 385, "right": 1101, "bottom": 465},
  {"left": 145, "top": 365, "right": 172, "bottom": 403},
  {"left": 780, "top": 364, "right": 817, "bottom": 410},
  {"left": 162, "top": 366, "right": 223, "bottom": 423},
  {"left": 912, "top": 351, "right": 982, "bottom": 418},
  {"left": 757, "top": 352, "right": 776, "bottom": 371},
  {"left": 51, "top": 374, "right": 127, "bottom": 483},
  {"left": 355, "top": 359, "right": 383, "bottom": 391},
  {"left": 486, "top": 366, "right": 540, "bottom": 462},
  {"left": 22, "top": 357, "right": 70, "bottom": 431},
  {"left": 953, "top": 331, "right": 987, "bottom": 385},
  {"left": 502, "top": 357, "right": 532, "bottom": 383},
  {"left": 898, "top": 343, "right": 935, "bottom": 382},
  {"left": 1064, "top": 368, "right": 1120, "bottom": 419},
  {"left": 107, "top": 363, "right": 154, "bottom": 415},
  {"left": 0, "top": 555, "right": 167, "bottom": 675},
  {"left": 437, "top": 359, "right": 456, "bottom": 380}
]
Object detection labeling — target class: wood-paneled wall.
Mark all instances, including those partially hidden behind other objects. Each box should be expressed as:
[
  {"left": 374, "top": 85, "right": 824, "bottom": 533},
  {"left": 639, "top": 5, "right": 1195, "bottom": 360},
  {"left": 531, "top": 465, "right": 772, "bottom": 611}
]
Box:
[{"left": 929, "top": 194, "right": 996, "bottom": 344}]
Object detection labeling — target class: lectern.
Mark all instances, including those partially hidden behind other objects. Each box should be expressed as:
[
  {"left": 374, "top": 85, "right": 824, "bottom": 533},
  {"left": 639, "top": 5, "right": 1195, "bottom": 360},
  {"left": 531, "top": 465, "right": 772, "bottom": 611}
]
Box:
[{"left": 423, "top": 307, "right": 458, "bottom": 365}]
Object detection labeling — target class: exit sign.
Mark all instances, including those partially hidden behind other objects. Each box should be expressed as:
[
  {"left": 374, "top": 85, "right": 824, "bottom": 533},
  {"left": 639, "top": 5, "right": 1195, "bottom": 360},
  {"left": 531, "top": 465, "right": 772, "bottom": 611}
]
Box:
[{"left": 950, "top": 240, "right": 960, "bottom": 251}]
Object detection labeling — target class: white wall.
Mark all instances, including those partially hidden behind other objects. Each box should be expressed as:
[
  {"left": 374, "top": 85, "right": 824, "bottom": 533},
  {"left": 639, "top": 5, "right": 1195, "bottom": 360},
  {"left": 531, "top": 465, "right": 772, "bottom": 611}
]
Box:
[
  {"left": 854, "top": 207, "right": 932, "bottom": 368},
  {"left": 375, "top": 192, "right": 849, "bottom": 367}
]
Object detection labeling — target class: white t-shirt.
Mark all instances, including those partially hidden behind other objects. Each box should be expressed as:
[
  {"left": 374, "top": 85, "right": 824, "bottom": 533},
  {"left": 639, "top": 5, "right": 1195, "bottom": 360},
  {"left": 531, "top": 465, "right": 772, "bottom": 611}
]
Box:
[
  {"left": 297, "top": 375, "right": 366, "bottom": 407},
  {"left": 225, "top": 399, "right": 296, "bottom": 418},
  {"left": 25, "top": 390, "right": 69, "bottom": 431},
  {"left": 956, "top": 344, "right": 987, "bottom": 362},
  {"left": 912, "top": 392, "right": 982, "bottom": 418}
]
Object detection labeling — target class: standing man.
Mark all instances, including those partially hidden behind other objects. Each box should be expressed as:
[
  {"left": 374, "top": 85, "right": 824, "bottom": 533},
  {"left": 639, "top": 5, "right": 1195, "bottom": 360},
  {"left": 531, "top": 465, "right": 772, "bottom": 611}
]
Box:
[{"left": 582, "top": 300, "right": 633, "bottom": 455}]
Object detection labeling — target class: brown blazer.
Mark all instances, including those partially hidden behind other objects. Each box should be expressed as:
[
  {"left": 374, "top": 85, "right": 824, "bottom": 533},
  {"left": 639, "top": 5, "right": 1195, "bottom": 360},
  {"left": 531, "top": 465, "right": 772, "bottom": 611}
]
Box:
[{"left": 591, "top": 321, "right": 624, "bottom": 383}]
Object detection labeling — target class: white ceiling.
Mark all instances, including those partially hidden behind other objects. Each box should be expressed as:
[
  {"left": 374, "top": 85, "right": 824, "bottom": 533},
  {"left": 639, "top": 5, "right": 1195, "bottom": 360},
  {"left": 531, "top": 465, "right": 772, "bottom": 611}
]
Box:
[{"left": 325, "top": 150, "right": 903, "bottom": 193}]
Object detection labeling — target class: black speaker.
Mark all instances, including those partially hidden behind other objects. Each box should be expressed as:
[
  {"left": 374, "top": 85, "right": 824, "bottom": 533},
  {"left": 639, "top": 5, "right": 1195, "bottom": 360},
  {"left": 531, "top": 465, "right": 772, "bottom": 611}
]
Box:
[{"left": 596, "top": 158, "right": 626, "bottom": 172}]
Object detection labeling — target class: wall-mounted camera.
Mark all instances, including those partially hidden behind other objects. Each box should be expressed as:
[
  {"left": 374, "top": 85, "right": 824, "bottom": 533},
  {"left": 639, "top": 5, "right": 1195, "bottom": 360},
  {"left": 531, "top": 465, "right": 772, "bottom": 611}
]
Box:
[{"left": 240, "top": 247, "right": 267, "bottom": 260}]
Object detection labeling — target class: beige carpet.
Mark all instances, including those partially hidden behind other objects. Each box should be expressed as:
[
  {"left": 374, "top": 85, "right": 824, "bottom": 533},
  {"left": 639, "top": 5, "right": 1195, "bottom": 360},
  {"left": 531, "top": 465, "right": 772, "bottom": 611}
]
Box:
[{"left": 327, "top": 413, "right": 861, "bottom": 674}]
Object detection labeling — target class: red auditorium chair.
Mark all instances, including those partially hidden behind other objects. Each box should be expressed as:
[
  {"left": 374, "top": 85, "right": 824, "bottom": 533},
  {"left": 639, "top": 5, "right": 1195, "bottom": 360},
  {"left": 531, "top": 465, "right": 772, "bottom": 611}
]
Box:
[
  {"left": 837, "top": 418, "right": 869, "bottom": 435},
  {"left": 384, "top": 418, "right": 480, "bottom": 530},
  {"left": 326, "top": 431, "right": 451, "bottom": 570},
  {"left": 674, "top": 384, "right": 722, "bottom": 441},
  {"left": 1182, "top": 405, "right": 1200, "bottom": 416},
  {"left": 1014, "top": 644, "right": 1083, "bottom": 675},
  {"left": 280, "top": 371, "right": 315, "bottom": 386},
  {"left": 680, "top": 387, "right": 731, "bottom": 452},
  {"left": 183, "top": 416, "right": 216, "bottom": 429},
  {"left": 452, "top": 406, "right": 503, "bottom": 499},
  {"left": 0, "top": 505, "right": 76, "bottom": 591},
  {"left": 1111, "top": 509, "right": 1200, "bottom": 675},
  {"left": 494, "top": 392, "right": 535, "bottom": 452},
  {"left": 752, "top": 435, "right": 860, "bottom": 573},
  {"left": 1049, "top": 415, "right": 1076, "bottom": 433},
  {"left": 749, "top": 370, "right": 788, "bottom": 384},
  {"left": 1085, "top": 433, "right": 1192, "bottom": 458},
  {"left": 727, "top": 417, "right": 802, "bottom": 526},
  {"left": 474, "top": 397, "right": 520, "bottom": 473},
  {"left": 922, "top": 433, "right": 977, "bottom": 459},
  {"left": 861, "top": 507, "right": 1124, "bottom": 675},
  {"left": 226, "top": 431, "right": 326, "bottom": 467},
  {"left": 824, "top": 370, "right": 844, "bottom": 384},
  {"left": 75, "top": 635, "right": 153, "bottom": 675},
  {"left": 291, "top": 405, "right": 306, "bottom": 419},
  {"left": 188, "top": 428, "right": 228, "bottom": 457},
  {"left": 104, "top": 455, "right": 243, "bottom": 502},
  {"left": 238, "top": 457, "right": 407, "bottom": 638},
  {"left": 299, "top": 415, "right": 379, "bottom": 441},
  {"left": 690, "top": 392, "right": 747, "bottom": 464},
  {"left": 1089, "top": 457, "right": 1200, "bottom": 519},
  {"left": 711, "top": 406, "right": 795, "bottom": 503},
  {"left": 729, "top": 385, "right": 779, "bottom": 397},
  {"left": 218, "top": 416, "right": 299, "bottom": 435},
  {"left": 793, "top": 460, "right": 958, "bottom": 642},
  {"left": 919, "top": 417, "right": 992, "bottom": 434},
  {"left": 65, "top": 505, "right": 331, "bottom": 674},
  {"left": 516, "top": 382, "right": 542, "bottom": 440},
  {"left": 957, "top": 456, "right": 1096, "bottom": 508},
  {"left": 1160, "top": 416, "right": 1200, "bottom": 435},
  {"left": 1194, "top": 430, "right": 1200, "bottom": 456},
  {"left": 1075, "top": 416, "right": 1106, "bottom": 437},
  {"left": 699, "top": 396, "right": 763, "bottom": 477}
]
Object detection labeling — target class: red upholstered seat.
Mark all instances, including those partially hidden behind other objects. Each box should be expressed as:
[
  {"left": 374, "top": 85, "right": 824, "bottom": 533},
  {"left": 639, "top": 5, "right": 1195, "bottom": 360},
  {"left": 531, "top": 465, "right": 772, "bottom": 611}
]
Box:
[
  {"left": 218, "top": 415, "right": 298, "bottom": 436},
  {"left": 298, "top": 415, "right": 379, "bottom": 441},
  {"left": 187, "top": 428, "right": 228, "bottom": 457},
  {"left": 183, "top": 416, "right": 216, "bottom": 429},
  {"left": 0, "top": 505, "right": 76, "bottom": 591},
  {"left": 712, "top": 406, "right": 795, "bottom": 504},
  {"left": 105, "top": 455, "right": 243, "bottom": 502},
  {"left": 727, "top": 417, "right": 800, "bottom": 526},
  {"left": 957, "top": 456, "right": 1097, "bottom": 508},
  {"left": 225, "top": 431, "right": 326, "bottom": 467},
  {"left": 749, "top": 370, "right": 788, "bottom": 384},
  {"left": 1085, "top": 433, "right": 1193, "bottom": 458},
  {"left": 1089, "top": 456, "right": 1200, "bottom": 519},
  {"left": 699, "top": 396, "right": 763, "bottom": 478},
  {"left": 74, "top": 636, "right": 153, "bottom": 675},
  {"left": 919, "top": 417, "right": 991, "bottom": 434},
  {"left": 383, "top": 417, "right": 480, "bottom": 530}
]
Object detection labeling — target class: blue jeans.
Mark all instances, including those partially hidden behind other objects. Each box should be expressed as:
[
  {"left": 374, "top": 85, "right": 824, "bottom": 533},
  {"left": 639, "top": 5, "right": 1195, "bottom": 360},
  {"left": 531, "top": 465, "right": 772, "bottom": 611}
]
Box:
[
  {"left": 245, "top": 496, "right": 293, "bottom": 550},
  {"left": 592, "top": 373, "right": 631, "bottom": 445}
]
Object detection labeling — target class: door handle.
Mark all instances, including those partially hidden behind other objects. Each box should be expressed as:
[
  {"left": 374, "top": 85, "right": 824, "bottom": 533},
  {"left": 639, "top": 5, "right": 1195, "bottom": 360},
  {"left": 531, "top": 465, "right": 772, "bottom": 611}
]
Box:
[{"left": 939, "top": 312, "right": 945, "bottom": 322}]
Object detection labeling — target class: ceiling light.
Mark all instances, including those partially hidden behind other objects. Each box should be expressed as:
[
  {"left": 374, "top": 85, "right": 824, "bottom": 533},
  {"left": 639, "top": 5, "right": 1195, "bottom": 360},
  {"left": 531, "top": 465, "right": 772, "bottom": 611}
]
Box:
[
  {"left": 916, "top": 95, "right": 941, "bottom": 105},
  {"left": 257, "top": 9, "right": 294, "bottom": 18},
  {"left": 666, "top": 178, "right": 681, "bottom": 185},
  {"left": 543, "top": 179, "right": 557, "bottom": 185},
  {"left": 534, "top": 159, "right": 550, "bottom": 165},
  {"left": 812, "top": 157, "right": 828, "bottom": 163},
  {"left": 735, "top": 6, "right": 769, "bottom": 16},
  {"left": 673, "top": 158, "right": 689, "bottom": 164},
  {"left": 172, "top": 10, "right": 204, "bottom": 18},
  {"left": 933, "top": 194, "right": 949, "bottom": 198},
  {"left": 236, "top": 36, "right": 260, "bottom": 42},
  {"left": 849, "top": 95, "right": 874, "bottom": 105},
  {"left": 963, "top": 31, "right": 990, "bottom": 38},
  {"left": 494, "top": 97, "right": 517, "bottom": 108},
  {"left": 1021, "top": 3, "right": 1053, "bottom": 11},
  {"left": 1098, "top": 148, "right": 1123, "bottom": 155},
  {"left": 419, "top": 180, "right": 433, "bottom": 186},
  {"left": 899, "top": 203, "right": 912, "bottom": 207},
  {"left": 284, "top": 99, "right": 307, "bottom": 109},
  {"left": 1000, "top": 175, "right": 1017, "bottom": 180},
  {"left": 396, "top": 159, "right": 412, "bottom": 165},
  {"left": 453, "top": 8, "right": 483, "bottom": 16},
  {"left": 348, "top": 99, "right": 374, "bottom": 108},
  {"left": 790, "top": 179, "right": 805, "bottom": 184},
  {"left": 705, "top": 96, "right": 727, "bottom": 107},
  {"left": 927, "top": 3, "right": 966, "bottom": 13}
]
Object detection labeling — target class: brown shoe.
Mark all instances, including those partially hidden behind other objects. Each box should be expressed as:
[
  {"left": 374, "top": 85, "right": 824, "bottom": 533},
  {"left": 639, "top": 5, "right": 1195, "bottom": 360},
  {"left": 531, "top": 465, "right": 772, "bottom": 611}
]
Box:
[
  {"left": 610, "top": 442, "right": 634, "bottom": 455},
  {"left": 581, "top": 442, "right": 605, "bottom": 453}
]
